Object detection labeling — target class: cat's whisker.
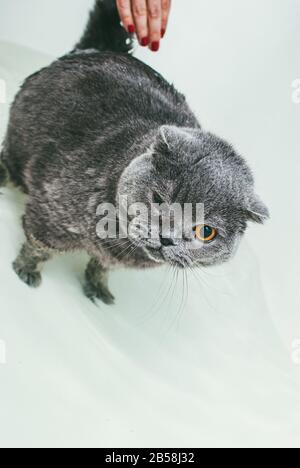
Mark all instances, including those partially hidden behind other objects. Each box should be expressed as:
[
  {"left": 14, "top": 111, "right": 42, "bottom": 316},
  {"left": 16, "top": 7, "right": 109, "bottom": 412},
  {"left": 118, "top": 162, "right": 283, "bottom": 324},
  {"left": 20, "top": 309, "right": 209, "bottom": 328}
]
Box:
[
  {"left": 99, "top": 239, "right": 132, "bottom": 253},
  {"left": 3, "top": 0, "right": 268, "bottom": 308},
  {"left": 190, "top": 263, "right": 232, "bottom": 296},
  {"left": 166, "top": 257, "right": 190, "bottom": 333},
  {"left": 137, "top": 264, "right": 176, "bottom": 325},
  {"left": 163, "top": 264, "right": 180, "bottom": 331},
  {"left": 193, "top": 262, "right": 229, "bottom": 279},
  {"left": 186, "top": 265, "right": 219, "bottom": 313},
  {"left": 137, "top": 265, "right": 173, "bottom": 324},
  {"left": 160, "top": 265, "right": 173, "bottom": 324}
]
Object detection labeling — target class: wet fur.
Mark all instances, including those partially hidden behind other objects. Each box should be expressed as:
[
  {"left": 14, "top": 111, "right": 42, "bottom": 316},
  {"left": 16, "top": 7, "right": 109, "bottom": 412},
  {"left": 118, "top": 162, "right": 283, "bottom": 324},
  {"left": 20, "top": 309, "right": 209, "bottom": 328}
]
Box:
[{"left": 0, "top": 0, "right": 268, "bottom": 303}]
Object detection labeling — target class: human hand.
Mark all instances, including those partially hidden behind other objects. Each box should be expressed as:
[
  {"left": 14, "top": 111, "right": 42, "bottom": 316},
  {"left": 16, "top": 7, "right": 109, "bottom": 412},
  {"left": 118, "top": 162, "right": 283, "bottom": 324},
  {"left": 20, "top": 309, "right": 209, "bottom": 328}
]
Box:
[{"left": 116, "top": 0, "right": 172, "bottom": 52}]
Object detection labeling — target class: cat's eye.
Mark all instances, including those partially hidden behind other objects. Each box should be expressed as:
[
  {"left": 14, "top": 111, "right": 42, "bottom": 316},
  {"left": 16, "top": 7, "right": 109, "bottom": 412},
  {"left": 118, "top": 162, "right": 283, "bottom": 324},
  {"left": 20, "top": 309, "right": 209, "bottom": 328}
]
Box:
[{"left": 194, "top": 224, "right": 218, "bottom": 243}]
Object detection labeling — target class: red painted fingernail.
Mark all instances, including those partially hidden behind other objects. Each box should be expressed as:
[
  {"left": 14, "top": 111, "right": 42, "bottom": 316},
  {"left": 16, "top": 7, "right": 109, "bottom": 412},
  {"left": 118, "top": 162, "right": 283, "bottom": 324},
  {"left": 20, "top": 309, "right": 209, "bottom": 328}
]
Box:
[
  {"left": 151, "top": 41, "right": 160, "bottom": 52},
  {"left": 128, "top": 24, "right": 135, "bottom": 34},
  {"left": 161, "top": 29, "right": 166, "bottom": 38},
  {"left": 141, "top": 37, "right": 149, "bottom": 47}
]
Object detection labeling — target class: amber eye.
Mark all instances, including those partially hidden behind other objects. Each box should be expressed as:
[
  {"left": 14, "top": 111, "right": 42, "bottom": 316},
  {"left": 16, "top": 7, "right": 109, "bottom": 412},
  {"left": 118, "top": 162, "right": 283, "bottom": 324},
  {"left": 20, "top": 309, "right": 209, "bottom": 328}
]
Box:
[{"left": 194, "top": 224, "right": 218, "bottom": 242}]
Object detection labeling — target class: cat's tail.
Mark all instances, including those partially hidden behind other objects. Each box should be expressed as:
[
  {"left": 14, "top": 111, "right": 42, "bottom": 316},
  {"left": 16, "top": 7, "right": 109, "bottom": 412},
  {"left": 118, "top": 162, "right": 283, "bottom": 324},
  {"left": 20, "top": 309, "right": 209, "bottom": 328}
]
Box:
[{"left": 76, "top": 0, "right": 134, "bottom": 54}]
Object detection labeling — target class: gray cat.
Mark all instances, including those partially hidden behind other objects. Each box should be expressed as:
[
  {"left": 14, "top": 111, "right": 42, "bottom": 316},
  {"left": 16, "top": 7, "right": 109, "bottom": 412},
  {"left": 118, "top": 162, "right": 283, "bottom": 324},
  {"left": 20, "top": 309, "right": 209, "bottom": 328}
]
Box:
[{"left": 0, "top": 0, "right": 269, "bottom": 304}]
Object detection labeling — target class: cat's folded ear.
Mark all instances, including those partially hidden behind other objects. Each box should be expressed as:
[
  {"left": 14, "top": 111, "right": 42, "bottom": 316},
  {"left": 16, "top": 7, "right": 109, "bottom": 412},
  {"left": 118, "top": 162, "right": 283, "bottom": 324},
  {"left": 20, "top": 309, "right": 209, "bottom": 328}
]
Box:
[
  {"left": 153, "top": 126, "right": 177, "bottom": 156},
  {"left": 154, "top": 125, "right": 200, "bottom": 153},
  {"left": 246, "top": 193, "right": 270, "bottom": 224},
  {"left": 152, "top": 125, "right": 199, "bottom": 171},
  {"left": 152, "top": 126, "right": 180, "bottom": 172}
]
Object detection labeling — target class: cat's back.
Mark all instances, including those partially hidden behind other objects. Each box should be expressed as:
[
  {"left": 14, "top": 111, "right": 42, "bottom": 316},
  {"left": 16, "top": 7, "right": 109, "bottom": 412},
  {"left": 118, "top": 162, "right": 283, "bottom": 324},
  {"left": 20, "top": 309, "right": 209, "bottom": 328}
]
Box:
[
  {"left": 2, "top": 50, "right": 197, "bottom": 189},
  {"left": 11, "top": 50, "right": 188, "bottom": 125}
]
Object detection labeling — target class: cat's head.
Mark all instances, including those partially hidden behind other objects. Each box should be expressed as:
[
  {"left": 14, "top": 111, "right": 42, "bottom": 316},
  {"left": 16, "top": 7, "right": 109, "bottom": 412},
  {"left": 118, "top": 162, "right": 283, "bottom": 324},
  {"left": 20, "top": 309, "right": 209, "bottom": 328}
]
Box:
[{"left": 117, "top": 126, "right": 269, "bottom": 268}]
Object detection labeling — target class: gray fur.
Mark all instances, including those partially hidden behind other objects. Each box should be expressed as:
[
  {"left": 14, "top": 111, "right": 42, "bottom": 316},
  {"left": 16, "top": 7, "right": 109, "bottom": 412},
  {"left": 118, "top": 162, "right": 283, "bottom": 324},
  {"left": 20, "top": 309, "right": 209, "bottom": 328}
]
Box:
[
  {"left": 1, "top": 0, "right": 268, "bottom": 303},
  {"left": 84, "top": 258, "right": 115, "bottom": 305},
  {"left": 13, "top": 240, "right": 52, "bottom": 288},
  {"left": 0, "top": 161, "right": 8, "bottom": 187}
]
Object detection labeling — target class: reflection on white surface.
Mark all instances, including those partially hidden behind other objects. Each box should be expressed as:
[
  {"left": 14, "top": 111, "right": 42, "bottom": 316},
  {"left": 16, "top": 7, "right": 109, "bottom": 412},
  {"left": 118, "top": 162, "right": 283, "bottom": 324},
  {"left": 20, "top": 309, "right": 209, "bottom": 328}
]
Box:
[{"left": 0, "top": 0, "right": 300, "bottom": 447}]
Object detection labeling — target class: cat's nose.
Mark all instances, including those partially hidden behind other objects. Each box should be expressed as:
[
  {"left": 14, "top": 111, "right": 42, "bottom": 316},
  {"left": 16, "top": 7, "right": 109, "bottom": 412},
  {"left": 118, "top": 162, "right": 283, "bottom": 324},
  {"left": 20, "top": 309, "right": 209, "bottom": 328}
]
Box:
[{"left": 160, "top": 236, "right": 175, "bottom": 247}]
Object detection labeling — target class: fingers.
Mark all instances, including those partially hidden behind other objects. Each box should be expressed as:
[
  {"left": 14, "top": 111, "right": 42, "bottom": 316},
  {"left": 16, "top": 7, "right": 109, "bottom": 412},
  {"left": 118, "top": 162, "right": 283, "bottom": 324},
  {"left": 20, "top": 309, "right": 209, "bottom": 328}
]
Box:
[
  {"left": 131, "top": 0, "right": 149, "bottom": 47},
  {"left": 147, "top": 0, "right": 162, "bottom": 51},
  {"left": 161, "top": 0, "right": 171, "bottom": 38},
  {"left": 117, "top": 0, "right": 172, "bottom": 52},
  {"left": 116, "top": 0, "right": 135, "bottom": 34}
]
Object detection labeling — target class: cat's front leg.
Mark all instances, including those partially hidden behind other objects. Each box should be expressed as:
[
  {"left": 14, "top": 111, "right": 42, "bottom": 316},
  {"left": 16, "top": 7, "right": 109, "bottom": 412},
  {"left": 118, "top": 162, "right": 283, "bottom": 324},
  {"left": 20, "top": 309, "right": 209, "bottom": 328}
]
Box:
[
  {"left": 13, "top": 239, "right": 52, "bottom": 288},
  {"left": 84, "top": 258, "right": 115, "bottom": 305}
]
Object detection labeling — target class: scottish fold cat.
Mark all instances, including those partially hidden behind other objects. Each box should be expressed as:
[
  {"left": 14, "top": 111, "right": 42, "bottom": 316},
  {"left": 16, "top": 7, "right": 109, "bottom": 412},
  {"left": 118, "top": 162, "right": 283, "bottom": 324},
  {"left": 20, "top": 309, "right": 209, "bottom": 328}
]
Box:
[{"left": 0, "top": 0, "right": 268, "bottom": 304}]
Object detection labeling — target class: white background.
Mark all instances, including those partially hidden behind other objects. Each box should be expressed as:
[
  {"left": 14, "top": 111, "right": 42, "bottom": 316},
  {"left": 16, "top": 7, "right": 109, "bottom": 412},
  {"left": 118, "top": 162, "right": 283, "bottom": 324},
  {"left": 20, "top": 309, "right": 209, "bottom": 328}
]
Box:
[{"left": 0, "top": 0, "right": 300, "bottom": 448}]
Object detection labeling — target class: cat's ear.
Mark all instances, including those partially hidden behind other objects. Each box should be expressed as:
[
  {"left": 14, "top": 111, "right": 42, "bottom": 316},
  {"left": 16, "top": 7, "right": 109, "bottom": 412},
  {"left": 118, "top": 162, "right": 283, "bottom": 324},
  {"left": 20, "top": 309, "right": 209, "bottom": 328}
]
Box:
[
  {"left": 153, "top": 126, "right": 178, "bottom": 156},
  {"left": 152, "top": 126, "right": 180, "bottom": 172},
  {"left": 246, "top": 194, "right": 270, "bottom": 224},
  {"left": 153, "top": 125, "right": 198, "bottom": 161}
]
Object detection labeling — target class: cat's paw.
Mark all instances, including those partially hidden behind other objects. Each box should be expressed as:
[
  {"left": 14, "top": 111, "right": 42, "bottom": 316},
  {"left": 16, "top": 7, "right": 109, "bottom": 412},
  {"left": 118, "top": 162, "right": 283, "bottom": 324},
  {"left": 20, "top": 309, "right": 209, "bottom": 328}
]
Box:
[
  {"left": 83, "top": 281, "right": 115, "bottom": 305},
  {"left": 13, "top": 263, "right": 42, "bottom": 288}
]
